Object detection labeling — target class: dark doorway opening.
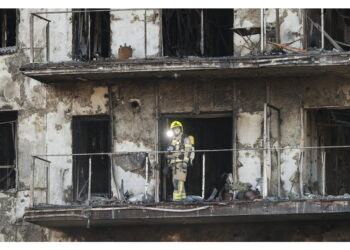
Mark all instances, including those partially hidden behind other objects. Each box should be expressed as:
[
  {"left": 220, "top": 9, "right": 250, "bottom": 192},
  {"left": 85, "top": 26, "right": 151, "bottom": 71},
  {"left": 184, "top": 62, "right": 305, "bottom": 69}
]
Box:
[
  {"left": 160, "top": 115, "right": 233, "bottom": 201},
  {"left": 72, "top": 9, "right": 111, "bottom": 61},
  {"left": 0, "top": 9, "right": 16, "bottom": 48},
  {"left": 0, "top": 111, "right": 17, "bottom": 191},
  {"left": 72, "top": 115, "right": 111, "bottom": 201},
  {"left": 162, "top": 9, "right": 233, "bottom": 57},
  {"left": 306, "top": 109, "right": 350, "bottom": 195}
]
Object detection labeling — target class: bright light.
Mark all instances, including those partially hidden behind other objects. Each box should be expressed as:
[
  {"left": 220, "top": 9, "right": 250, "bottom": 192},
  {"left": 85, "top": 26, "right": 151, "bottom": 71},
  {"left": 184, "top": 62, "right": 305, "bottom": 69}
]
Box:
[{"left": 166, "top": 130, "right": 174, "bottom": 138}]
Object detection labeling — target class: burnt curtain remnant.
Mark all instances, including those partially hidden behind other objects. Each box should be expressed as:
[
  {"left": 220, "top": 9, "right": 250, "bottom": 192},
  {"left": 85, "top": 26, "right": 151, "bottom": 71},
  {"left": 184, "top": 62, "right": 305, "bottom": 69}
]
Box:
[
  {"left": 0, "top": 9, "right": 16, "bottom": 48},
  {"left": 0, "top": 111, "right": 17, "bottom": 191},
  {"left": 162, "top": 9, "right": 234, "bottom": 57},
  {"left": 72, "top": 9, "right": 111, "bottom": 61}
]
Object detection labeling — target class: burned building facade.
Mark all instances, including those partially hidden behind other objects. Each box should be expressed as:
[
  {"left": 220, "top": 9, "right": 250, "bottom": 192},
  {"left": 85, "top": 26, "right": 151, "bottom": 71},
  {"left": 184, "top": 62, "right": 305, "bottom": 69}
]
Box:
[{"left": 2, "top": 8, "right": 350, "bottom": 241}]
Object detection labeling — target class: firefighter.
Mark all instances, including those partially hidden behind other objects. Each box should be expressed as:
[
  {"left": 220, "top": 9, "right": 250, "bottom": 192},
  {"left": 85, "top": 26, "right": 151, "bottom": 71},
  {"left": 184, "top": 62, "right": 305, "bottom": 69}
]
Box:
[{"left": 166, "top": 121, "right": 194, "bottom": 201}]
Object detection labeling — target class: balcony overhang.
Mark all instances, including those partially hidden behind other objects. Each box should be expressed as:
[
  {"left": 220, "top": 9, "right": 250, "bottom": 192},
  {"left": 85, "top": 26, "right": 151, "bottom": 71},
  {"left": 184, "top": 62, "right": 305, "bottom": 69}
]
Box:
[
  {"left": 20, "top": 52, "right": 350, "bottom": 84},
  {"left": 24, "top": 199, "right": 350, "bottom": 228}
]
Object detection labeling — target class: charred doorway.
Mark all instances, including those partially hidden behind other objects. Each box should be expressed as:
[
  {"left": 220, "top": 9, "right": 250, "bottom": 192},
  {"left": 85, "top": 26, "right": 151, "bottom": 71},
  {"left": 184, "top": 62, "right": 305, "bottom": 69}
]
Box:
[
  {"left": 306, "top": 109, "right": 350, "bottom": 195},
  {"left": 73, "top": 115, "right": 111, "bottom": 201},
  {"left": 160, "top": 115, "right": 233, "bottom": 201}
]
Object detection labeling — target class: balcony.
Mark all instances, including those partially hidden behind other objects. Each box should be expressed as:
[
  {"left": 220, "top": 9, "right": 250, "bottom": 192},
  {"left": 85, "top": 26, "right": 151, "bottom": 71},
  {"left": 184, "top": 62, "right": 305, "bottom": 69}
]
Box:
[
  {"left": 24, "top": 145, "right": 350, "bottom": 228},
  {"left": 20, "top": 9, "right": 350, "bottom": 84},
  {"left": 20, "top": 52, "right": 350, "bottom": 84}
]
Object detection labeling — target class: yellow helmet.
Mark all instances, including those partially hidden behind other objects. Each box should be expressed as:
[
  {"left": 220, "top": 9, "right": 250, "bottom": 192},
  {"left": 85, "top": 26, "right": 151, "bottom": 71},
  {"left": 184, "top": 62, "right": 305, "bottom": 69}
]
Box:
[{"left": 170, "top": 121, "right": 183, "bottom": 129}]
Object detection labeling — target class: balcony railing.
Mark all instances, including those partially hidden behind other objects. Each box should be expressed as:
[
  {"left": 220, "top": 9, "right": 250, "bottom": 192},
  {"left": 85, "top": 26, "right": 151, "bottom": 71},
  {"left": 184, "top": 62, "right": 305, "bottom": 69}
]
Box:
[
  {"left": 29, "top": 145, "right": 350, "bottom": 208},
  {"left": 28, "top": 9, "right": 331, "bottom": 64}
]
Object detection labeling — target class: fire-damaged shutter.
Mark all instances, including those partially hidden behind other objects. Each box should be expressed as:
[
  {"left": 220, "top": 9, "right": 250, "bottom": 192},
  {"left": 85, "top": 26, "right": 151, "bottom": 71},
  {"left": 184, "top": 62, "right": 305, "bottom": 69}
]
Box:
[{"left": 0, "top": 111, "right": 17, "bottom": 191}]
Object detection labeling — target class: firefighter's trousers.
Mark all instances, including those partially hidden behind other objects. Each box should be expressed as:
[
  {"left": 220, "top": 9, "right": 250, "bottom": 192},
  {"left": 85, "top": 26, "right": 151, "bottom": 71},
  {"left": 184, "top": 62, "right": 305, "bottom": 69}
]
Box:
[{"left": 171, "top": 162, "right": 187, "bottom": 201}]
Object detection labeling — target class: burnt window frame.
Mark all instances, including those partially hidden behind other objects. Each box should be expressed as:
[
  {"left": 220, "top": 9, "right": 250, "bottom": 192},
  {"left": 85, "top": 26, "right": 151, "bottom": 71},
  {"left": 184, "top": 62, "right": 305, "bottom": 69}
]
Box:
[
  {"left": 0, "top": 111, "right": 18, "bottom": 192},
  {"left": 72, "top": 9, "right": 111, "bottom": 61},
  {"left": 0, "top": 9, "right": 18, "bottom": 55}
]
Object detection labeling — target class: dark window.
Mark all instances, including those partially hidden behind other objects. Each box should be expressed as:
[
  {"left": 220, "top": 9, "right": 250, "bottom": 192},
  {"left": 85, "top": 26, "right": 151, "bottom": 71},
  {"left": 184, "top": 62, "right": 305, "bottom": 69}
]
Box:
[
  {"left": 0, "top": 9, "right": 16, "bottom": 48},
  {"left": 306, "top": 109, "right": 350, "bottom": 195},
  {"left": 0, "top": 111, "right": 17, "bottom": 191},
  {"left": 203, "top": 9, "right": 233, "bottom": 57},
  {"left": 305, "top": 9, "right": 350, "bottom": 51},
  {"left": 162, "top": 9, "right": 233, "bottom": 57},
  {"left": 162, "top": 9, "right": 202, "bottom": 57},
  {"left": 72, "top": 9, "right": 111, "bottom": 61}
]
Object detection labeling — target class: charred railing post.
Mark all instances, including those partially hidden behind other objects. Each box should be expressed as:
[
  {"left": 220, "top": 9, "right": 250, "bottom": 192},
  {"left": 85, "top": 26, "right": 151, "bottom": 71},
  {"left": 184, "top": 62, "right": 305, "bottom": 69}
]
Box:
[
  {"left": 46, "top": 162, "right": 50, "bottom": 204},
  {"left": 46, "top": 22, "right": 50, "bottom": 62},
  {"left": 30, "top": 156, "right": 35, "bottom": 207},
  {"left": 321, "top": 9, "right": 324, "bottom": 50},
  {"left": 322, "top": 151, "right": 326, "bottom": 196},
  {"left": 30, "top": 14, "right": 34, "bottom": 63},
  {"left": 145, "top": 154, "right": 149, "bottom": 197},
  {"left": 144, "top": 10, "right": 147, "bottom": 58},
  {"left": 263, "top": 103, "right": 268, "bottom": 198},
  {"left": 88, "top": 156, "right": 92, "bottom": 204},
  {"left": 202, "top": 153, "right": 206, "bottom": 199},
  {"left": 260, "top": 8, "right": 265, "bottom": 53}
]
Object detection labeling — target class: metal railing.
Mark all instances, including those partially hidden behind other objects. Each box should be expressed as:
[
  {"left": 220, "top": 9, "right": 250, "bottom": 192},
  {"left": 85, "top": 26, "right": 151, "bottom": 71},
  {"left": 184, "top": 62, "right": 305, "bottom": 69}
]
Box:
[{"left": 29, "top": 145, "right": 350, "bottom": 208}]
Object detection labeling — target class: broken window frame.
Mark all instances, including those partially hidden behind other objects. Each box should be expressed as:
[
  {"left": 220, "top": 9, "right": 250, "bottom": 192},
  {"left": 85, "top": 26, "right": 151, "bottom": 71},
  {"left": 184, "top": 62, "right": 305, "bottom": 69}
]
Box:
[
  {"left": 0, "top": 9, "right": 18, "bottom": 53},
  {"left": 0, "top": 112, "right": 18, "bottom": 192},
  {"left": 72, "top": 9, "right": 111, "bottom": 61}
]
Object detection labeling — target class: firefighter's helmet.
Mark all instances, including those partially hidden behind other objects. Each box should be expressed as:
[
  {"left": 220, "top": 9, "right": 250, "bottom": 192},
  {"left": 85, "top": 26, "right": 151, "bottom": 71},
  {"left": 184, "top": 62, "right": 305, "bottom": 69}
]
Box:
[{"left": 170, "top": 121, "right": 183, "bottom": 129}]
